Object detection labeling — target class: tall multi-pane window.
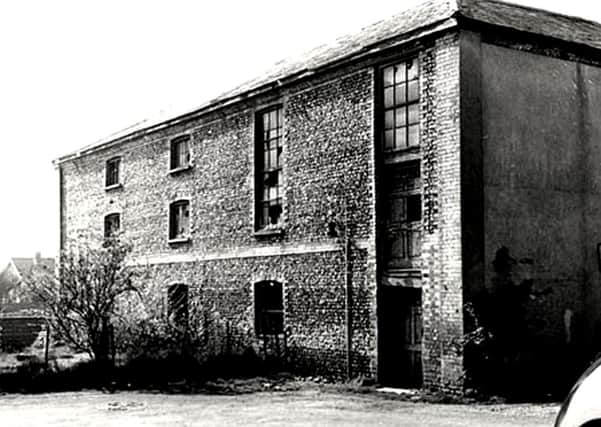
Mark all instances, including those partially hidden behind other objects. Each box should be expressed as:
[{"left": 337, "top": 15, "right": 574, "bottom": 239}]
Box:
[
  {"left": 382, "top": 58, "right": 419, "bottom": 151},
  {"left": 169, "top": 200, "right": 190, "bottom": 240},
  {"left": 105, "top": 157, "right": 120, "bottom": 187},
  {"left": 104, "top": 213, "right": 120, "bottom": 239},
  {"left": 170, "top": 135, "right": 191, "bottom": 170},
  {"left": 256, "top": 107, "right": 283, "bottom": 229}
]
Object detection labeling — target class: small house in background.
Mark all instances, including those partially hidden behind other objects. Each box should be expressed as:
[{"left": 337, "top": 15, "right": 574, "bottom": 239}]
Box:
[{"left": 0, "top": 253, "right": 55, "bottom": 316}]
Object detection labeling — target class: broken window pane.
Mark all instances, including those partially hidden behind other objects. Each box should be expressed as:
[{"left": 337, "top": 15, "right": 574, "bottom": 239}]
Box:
[
  {"left": 256, "top": 106, "right": 284, "bottom": 229},
  {"left": 407, "top": 59, "right": 418, "bottom": 80},
  {"left": 268, "top": 203, "right": 282, "bottom": 225},
  {"left": 264, "top": 170, "right": 279, "bottom": 187},
  {"left": 395, "top": 62, "right": 406, "bottom": 83}
]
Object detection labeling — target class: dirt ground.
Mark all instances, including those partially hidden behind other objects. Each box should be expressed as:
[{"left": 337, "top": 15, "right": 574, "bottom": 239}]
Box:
[{"left": 0, "top": 389, "right": 559, "bottom": 426}]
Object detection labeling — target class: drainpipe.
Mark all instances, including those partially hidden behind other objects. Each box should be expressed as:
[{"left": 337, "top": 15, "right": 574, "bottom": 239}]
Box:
[{"left": 344, "top": 200, "right": 352, "bottom": 380}]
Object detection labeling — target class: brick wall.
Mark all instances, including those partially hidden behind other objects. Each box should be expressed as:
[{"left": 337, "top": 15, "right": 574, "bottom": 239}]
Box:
[
  {"left": 420, "top": 33, "right": 464, "bottom": 392},
  {"left": 60, "top": 30, "right": 463, "bottom": 389},
  {"left": 60, "top": 59, "right": 378, "bottom": 380},
  {"left": 0, "top": 317, "right": 45, "bottom": 352}
]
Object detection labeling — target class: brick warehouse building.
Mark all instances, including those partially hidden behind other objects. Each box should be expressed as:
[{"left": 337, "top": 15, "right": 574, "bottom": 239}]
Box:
[{"left": 55, "top": 0, "right": 601, "bottom": 392}]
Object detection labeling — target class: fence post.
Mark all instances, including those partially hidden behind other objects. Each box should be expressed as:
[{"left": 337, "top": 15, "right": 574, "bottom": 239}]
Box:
[{"left": 44, "top": 322, "right": 51, "bottom": 370}]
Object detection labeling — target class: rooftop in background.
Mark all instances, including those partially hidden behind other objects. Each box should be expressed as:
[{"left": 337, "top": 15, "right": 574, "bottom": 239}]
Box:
[
  {"left": 11, "top": 256, "right": 55, "bottom": 279},
  {"left": 55, "top": 0, "right": 601, "bottom": 164}
]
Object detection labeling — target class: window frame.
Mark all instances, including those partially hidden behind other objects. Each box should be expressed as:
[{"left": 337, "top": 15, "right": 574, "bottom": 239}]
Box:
[
  {"left": 254, "top": 280, "right": 284, "bottom": 336},
  {"left": 381, "top": 57, "right": 420, "bottom": 152},
  {"left": 168, "top": 199, "right": 191, "bottom": 244},
  {"left": 104, "top": 212, "right": 121, "bottom": 239},
  {"left": 169, "top": 134, "right": 192, "bottom": 173},
  {"left": 105, "top": 156, "right": 122, "bottom": 189},
  {"left": 167, "top": 283, "right": 189, "bottom": 330},
  {"left": 254, "top": 105, "right": 284, "bottom": 233}
]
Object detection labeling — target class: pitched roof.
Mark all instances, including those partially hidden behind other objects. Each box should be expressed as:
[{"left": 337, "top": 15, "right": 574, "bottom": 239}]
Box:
[
  {"left": 459, "top": 0, "right": 601, "bottom": 50},
  {"left": 11, "top": 257, "right": 55, "bottom": 279},
  {"left": 56, "top": 0, "right": 601, "bottom": 163}
]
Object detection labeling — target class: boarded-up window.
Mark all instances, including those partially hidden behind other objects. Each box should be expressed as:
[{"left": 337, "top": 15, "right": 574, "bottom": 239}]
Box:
[{"left": 254, "top": 281, "right": 283, "bottom": 335}]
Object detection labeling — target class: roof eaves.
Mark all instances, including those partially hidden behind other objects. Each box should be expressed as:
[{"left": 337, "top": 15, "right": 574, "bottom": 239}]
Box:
[
  {"left": 456, "top": 0, "right": 601, "bottom": 52},
  {"left": 458, "top": 0, "right": 601, "bottom": 31},
  {"left": 54, "top": 15, "right": 458, "bottom": 166}
]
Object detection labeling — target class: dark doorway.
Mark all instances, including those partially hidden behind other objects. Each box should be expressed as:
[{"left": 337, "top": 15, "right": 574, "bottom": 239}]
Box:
[{"left": 378, "top": 286, "right": 423, "bottom": 387}]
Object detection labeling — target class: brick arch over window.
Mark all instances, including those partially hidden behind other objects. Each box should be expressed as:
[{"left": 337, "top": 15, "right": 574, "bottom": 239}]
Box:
[{"left": 253, "top": 280, "right": 284, "bottom": 336}]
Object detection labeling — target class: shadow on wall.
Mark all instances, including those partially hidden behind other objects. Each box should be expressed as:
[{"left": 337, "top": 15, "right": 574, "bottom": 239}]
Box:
[{"left": 464, "top": 246, "right": 589, "bottom": 400}]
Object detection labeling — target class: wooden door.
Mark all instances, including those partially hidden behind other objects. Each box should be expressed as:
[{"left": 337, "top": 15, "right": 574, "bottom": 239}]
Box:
[{"left": 378, "top": 286, "right": 423, "bottom": 387}]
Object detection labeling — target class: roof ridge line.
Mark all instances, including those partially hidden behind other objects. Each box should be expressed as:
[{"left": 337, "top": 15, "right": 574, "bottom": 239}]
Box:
[{"left": 458, "top": 0, "right": 601, "bottom": 28}]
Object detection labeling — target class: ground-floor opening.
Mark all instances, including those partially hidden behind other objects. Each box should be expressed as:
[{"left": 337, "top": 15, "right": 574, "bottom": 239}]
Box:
[{"left": 378, "top": 286, "right": 423, "bottom": 388}]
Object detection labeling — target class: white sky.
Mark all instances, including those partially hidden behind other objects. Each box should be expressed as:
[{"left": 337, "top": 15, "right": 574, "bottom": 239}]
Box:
[{"left": 0, "top": 0, "right": 600, "bottom": 261}]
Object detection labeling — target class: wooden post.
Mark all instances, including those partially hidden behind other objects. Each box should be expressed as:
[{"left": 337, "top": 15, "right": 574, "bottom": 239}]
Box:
[{"left": 44, "top": 322, "right": 51, "bottom": 370}]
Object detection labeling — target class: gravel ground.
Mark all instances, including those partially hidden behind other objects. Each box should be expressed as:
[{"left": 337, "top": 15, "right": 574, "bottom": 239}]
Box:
[{"left": 0, "top": 389, "right": 560, "bottom": 426}]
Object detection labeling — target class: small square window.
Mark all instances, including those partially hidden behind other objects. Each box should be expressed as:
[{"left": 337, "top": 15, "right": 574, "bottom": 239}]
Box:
[
  {"left": 170, "top": 135, "right": 191, "bottom": 171},
  {"left": 105, "top": 157, "right": 120, "bottom": 187},
  {"left": 104, "top": 213, "right": 120, "bottom": 239},
  {"left": 169, "top": 200, "right": 190, "bottom": 240}
]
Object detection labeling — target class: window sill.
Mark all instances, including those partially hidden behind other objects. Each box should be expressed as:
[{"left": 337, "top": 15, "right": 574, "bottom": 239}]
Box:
[
  {"left": 168, "top": 237, "right": 191, "bottom": 245},
  {"left": 254, "top": 227, "right": 284, "bottom": 237},
  {"left": 168, "top": 165, "right": 193, "bottom": 175},
  {"left": 105, "top": 183, "right": 123, "bottom": 191}
]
